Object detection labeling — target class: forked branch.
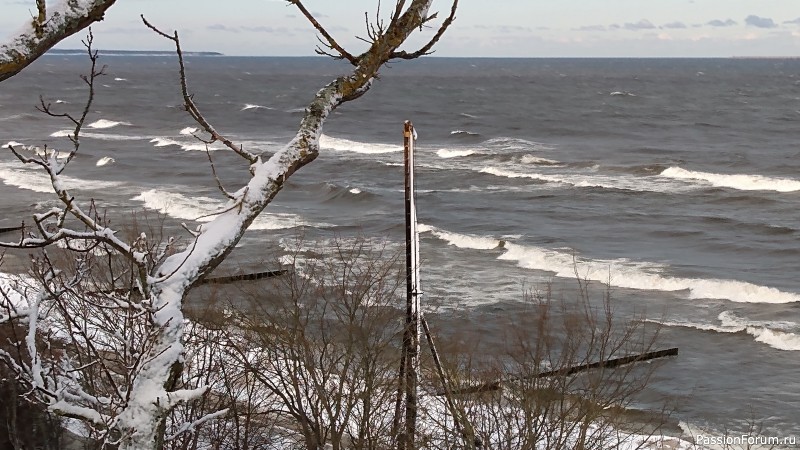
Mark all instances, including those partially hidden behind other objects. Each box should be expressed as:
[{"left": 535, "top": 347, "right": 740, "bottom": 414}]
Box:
[
  {"left": 390, "top": 0, "right": 458, "bottom": 59},
  {"left": 141, "top": 16, "right": 259, "bottom": 166},
  {"left": 290, "top": 0, "right": 358, "bottom": 64}
]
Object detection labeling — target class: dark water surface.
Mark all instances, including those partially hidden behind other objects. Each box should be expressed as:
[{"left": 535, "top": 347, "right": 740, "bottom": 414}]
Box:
[{"left": 1, "top": 55, "right": 799, "bottom": 439}]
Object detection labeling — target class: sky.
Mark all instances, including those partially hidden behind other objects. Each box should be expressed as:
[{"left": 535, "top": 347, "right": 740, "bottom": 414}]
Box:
[{"left": 2, "top": 0, "right": 800, "bottom": 57}]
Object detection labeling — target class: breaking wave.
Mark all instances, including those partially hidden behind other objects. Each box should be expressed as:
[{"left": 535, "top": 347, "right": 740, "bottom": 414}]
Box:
[
  {"left": 520, "top": 154, "right": 561, "bottom": 165},
  {"left": 304, "top": 182, "right": 374, "bottom": 203},
  {"left": 150, "top": 138, "right": 181, "bottom": 148},
  {"left": 150, "top": 137, "right": 223, "bottom": 152},
  {"left": 479, "top": 167, "right": 561, "bottom": 184},
  {"left": 87, "top": 119, "right": 130, "bottom": 129},
  {"left": 420, "top": 225, "right": 800, "bottom": 304},
  {"left": 51, "top": 129, "right": 142, "bottom": 141},
  {"left": 660, "top": 167, "right": 800, "bottom": 192},
  {"left": 241, "top": 103, "right": 273, "bottom": 111},
  {"left": 485, "top": 137, "right": 554, "bottom": 151},
  {"left": 132, "top": 189, "right": 308, "bottom": 230},
  {"left": 651, "top": 312, "right": 800, "bottom": 351},
  {"left": 320, "top": 134, "right": 402, "bottom": 154},
  {"left": 0, "top": 163, "right": 123, "bottom": 193},
  {"left": 437, "top": 149, "right": 476, "bottom": 158},
  {"left": 479, "top": 166, "right": 687, "bottom": 193},
  {"left": 96, "top": 156, "right": 115, "bottom": 167},
  {"left": 450, "top": 130, "right": 480, "bottom": 137},
  {"left": 50, "top": 129, "right": 73, "bottom": 138}
]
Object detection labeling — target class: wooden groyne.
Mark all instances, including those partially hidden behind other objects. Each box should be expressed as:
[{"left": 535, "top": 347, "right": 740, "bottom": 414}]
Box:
[{"left": 442, "top": 347, "right": 679, "bottom": 396}]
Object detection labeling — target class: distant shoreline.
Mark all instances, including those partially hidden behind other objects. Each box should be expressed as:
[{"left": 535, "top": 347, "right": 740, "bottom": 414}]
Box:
[{"left": 47, "top": 49, "right": 224, "bottom": 57}]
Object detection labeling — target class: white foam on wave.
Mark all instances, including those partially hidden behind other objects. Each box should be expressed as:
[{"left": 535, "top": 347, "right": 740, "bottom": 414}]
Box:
[
  {"left": 133, "top": 189, "right": 228, "bottom": 220},
  {"left": 180, "top": 127, "right": 198, "bottom": 135},
  {"left": 480, "top": 166, "right": 564, "bottom": 184},
  {"left": 648, "top": 318, "right": 741, "bottom": 334},
  {"left": 5, "top": 141, "right": 24, "bottom": 147},
  {"left": 0, "top": 162, "right": 123, "bottom": 193},
  {"left": 52, "top": 129, "right": 142, "bottom": 141},
  {"left": 660, "top": 167, "right": 800, "bottom": 192},
  {"left": 96, "top": 156, "right": 115, "bottom": 167},
  {"left": 418, "top": 224, "right": 503, "bottom": 250},
  {"left": 651, "top": 312, "right": 800, "bottom": 351},
  {"left": 719, "top": 311, "right": 800, "bottom": 351},
  {"left": 748, "top": 328, "right": 800, "bottom": 351},
  {"left": 485, "top": 137, "right": 554, "bottom": 151},
  {"left": 320, "top": 134, "right": 402, "bottom": 155},
  {"left": 87, "top": 119, "right": 130, "bottom": 129},
  {"left": 150, "top": 137, "right": 181, "bottom": 148},
  {"left": 181, "top": 142, "right": 216, "bottom": 151},
  {"left": 420, "top": 224, "right": 800, "bottom": 304},
  {"left": 450, "top": 130, "right": 480, "bottom": 136},
  {"left": 437, "top": 149, "right": 476, "bottom": 158},
  {"left": 0, "top": 166, "right": 52, "bottom": 192},
  {"left": 132, "top": 189, "right": 309, "bottom": 230},
  {"left": 349, "top": 188, "right": 362, "bottom": 194},
  {"left": 480, "top": 166, "right": 688, "bottom": 193},
  {"left": 51, "top": 129, "right": 72, "bottom": 138},
  {"left": 241, "top": 103, "right": 272, "bottom": 111},
  {"left": 521, "top": 154, "right": 561, "bottom": 165},
  {"left": 150, "top": 137, "right": 223, "bottom": 152}
]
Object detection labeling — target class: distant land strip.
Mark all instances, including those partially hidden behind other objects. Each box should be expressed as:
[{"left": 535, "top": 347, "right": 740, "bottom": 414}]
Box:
[{"left": 47, "top": 49, "right": 224, "bottom": 57}]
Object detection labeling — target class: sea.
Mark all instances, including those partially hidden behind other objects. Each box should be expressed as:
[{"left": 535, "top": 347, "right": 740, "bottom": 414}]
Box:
[{"left": 1, "top": 55, "right": 799, "bottom": 443}]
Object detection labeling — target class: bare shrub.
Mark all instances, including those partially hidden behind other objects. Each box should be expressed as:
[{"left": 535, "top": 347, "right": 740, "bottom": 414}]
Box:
[
  {"left": 1, "top": 1, "right": 460, "bottom": 447},
  {"left": 419, "top": 281, "right": 675, "bottom": 450},
  {"left": 195, "top": 236, "right": 406, "bottom": 450}
]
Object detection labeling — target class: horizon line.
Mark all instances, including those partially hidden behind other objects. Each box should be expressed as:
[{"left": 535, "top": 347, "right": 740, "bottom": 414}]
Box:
[{"left": 47, "top": 50, "right": 800, "bottom": 59}]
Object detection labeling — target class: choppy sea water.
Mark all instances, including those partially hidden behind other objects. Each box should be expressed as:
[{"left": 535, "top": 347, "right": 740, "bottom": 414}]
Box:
[{"left": 1, "top": 55, "right": 799, "bottom": 440}]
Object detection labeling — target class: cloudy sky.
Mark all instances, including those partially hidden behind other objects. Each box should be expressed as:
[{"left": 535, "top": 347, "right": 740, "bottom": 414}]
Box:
[{"left": 3, "top": 0, "right": 800, "bottom": 57}]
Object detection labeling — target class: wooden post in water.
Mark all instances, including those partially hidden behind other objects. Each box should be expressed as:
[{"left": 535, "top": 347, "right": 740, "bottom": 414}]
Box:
[
  {"left": 399, "top": 120, "right": 422, "bottom": 450},
  {"left": 393, "top": 121, "right": 480, "bottom": 449}
]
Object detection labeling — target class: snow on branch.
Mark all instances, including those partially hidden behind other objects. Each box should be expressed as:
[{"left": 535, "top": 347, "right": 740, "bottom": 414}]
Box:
[
  {"left": 0, "top": 0, "right": 117, "bottom": 82},
  {"left": 0, "top": 2, "right": 459, "bottom": 448},
  {"left": 1, "top": 34, "right": 145, "bottom": 270}
]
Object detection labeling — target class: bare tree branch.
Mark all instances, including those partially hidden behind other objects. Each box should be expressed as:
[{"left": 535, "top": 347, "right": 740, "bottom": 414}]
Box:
[
  {"left": 2, "top": 2, "right": 460, "bottom": 448},
  {"left": 391, "top": 0, "right": 459, "bottom": 60},
  {"left": 288, "top": 0, "right": 358, "bottom": 64},
  {"left": 141, "top": 16, "right": 260, "bottom": 166},
  {"left": 0, "top": 0, "right": 117, "bottom": 83}
]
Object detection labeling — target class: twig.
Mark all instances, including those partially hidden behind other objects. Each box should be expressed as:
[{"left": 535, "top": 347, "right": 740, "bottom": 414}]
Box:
[
  {"left": 390, "top": 0, "right": 458, "bottom": 60},
  {"left": 205, "top": 146, "right": 235, "bottom": 199},
  {"left": 289, "top": 0, "right": 358, "bottom": 64},
  {"left": 141, "top": 16, "right": 259, "bottom": 165}
]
